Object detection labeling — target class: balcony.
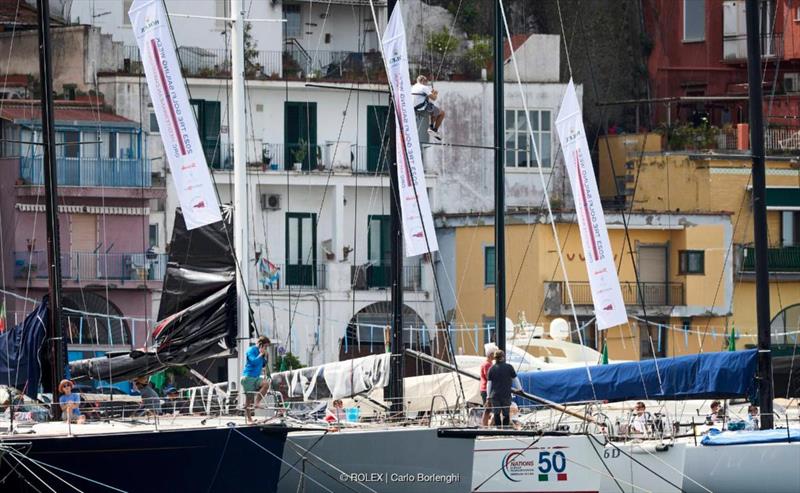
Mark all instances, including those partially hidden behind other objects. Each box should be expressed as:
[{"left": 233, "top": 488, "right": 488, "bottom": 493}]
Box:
[
  {"left": 19, "top": 156, "right": 151, "bottom": 188},
  {"left": 741, "top": 246, "right": 800, "bottom": 273},
  {"left": 119, "top": 45, "right": 490, "bottom": 82},
  {"left": 723, "top": 32, "right": 782, "bottom": 62},
  {"left": 14, "top": 251, "right": 167, "bottom": 283},
  {"left": 258, "top": 263, "right": 327, "bottom": 290},
  {"left": 556, "top": 281, "right": 685, "bottom": 306},
  {"left": 351, "top": 264, "right": 422, "bottom": 291}
]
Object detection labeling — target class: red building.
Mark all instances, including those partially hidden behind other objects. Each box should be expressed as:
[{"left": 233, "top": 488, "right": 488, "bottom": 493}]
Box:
[{"left": 645, "top": 0, "right": 800, "bottom": 126}]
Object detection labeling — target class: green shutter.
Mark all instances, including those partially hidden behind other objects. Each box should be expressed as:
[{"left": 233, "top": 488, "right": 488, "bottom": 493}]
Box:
[
  {"left": 485, "top": 246, "right": 496, "bottom": 285},
  {"left": 766, "top": 188, "right": 800, "bottom": 208}
]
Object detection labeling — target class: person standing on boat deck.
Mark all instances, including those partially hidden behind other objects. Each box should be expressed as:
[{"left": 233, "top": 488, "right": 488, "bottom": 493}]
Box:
[
  {"left": 134, "top": 376, "right": 162, "bottom": 416},
  {"left": 58, "top": 379, "right": 85, "bottom": 424},
  {"left": 480, "top": 343, "right": 498, "bottom": 426},
  {"left": 486, "top": 350, "right": 521, "bottom": 428},
  {"left": 629, "top": 401, "right": 651, "bottom": 434},
  {"left": 412, "top": 75, "right": 445, "bottom": 141},
  {"left": 242, "top": 335, "right": 271, "bottom": 423}
]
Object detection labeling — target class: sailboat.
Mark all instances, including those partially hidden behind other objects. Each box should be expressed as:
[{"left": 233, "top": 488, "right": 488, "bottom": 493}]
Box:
[{"left": 0, "top": 1, "right": 290, "bottom": 492}]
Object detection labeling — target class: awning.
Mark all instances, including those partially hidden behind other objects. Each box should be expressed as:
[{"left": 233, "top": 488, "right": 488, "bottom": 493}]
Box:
[{"left": 766, "top": 187, "right": 800, "bottom": 210}]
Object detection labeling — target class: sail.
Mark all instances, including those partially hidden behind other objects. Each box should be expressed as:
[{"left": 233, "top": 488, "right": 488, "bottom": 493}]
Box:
[
  {"left": 0, "top": 298, "right": 48, "bottom": 398},
  {"left": 517, "top": 349, "right": 758, "bottom": 404},
  {"left": 270, "top": 354, "right": 391, "bottom": 401},
  {"left": 70, "top": 207, "right": 239, "bottom": 382}
]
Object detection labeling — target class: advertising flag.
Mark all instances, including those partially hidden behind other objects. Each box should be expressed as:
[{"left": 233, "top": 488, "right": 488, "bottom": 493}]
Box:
[
  {"left": 555, "top": 80, "right": 627, "bottom": 329},
  {"left": 381, "top": 9, "right": 438, "bottom": 257},
  {"left": 129, "top": 0, "right": 221, "bottom": 230}
]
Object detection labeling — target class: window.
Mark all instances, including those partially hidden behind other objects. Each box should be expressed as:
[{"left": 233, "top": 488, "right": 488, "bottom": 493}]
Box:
[
  {"left": 483, "top": 317, "right": 496, "bottom": 344},
  {"left": 123, "top": 0, "right": 133, "bottom": 26},
  {"left": 640, "top": 323, "right": 667, "bottom": 359},
  {"left": 107, "top": 132, "right": 117, "bottom": 159},
  {"left": 367, "top": 215, "right": 391, "bottom": 288},
  {"left": 284, "top": 5, "right": 302, "bottom": 38},
  {"left": 782, "top": 211, "right": 800, "bottom": 246},
  {"left": 679, "top": 250, "right": 705, "bottom": 274},
  {"left": 149, "top": 112, "right": 159, "bottom": 133},
  {"left": 484, "top": 245, "right": 496, "bottom": 285},
  {"left": 683, "top": 0, "right": 705, "bottom": 42},
  {"left": 149, "top": 224, "right": 158, "bottom": 248},
  {"left": 504, "top": 109, "right": 551, "bottom": 168},
  {"left": 285, "top": 212, "right": 317, "bottom": 287},
  {"left": 61, "top": 131, "right": 80, "bottom": 158}
]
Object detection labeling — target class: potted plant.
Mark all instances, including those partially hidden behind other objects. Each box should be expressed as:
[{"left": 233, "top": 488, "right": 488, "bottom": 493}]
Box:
[{"left": 292, "top": 139, "right": 307, "bottom": 171}]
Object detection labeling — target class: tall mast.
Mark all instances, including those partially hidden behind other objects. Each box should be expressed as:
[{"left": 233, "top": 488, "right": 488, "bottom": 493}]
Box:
[
  {"left": 494, "top": 0, "right": 506, "bottom": 352},
  {"left": 745, "top": 0, "right": 773, "bottom": 430},
  {"left": 387, "top": 0, "right": 404, "bottom": 417},
  {"left": 229, "top": 0, "right": 250, "bottom": 388},
  {"left": 36, "top": 0, "right": 65, "bottom": 416}
]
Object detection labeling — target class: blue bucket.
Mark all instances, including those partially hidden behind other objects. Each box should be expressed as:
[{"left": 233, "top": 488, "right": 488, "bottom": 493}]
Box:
[{"left": 344, "top": 407, "right": 360, "bottom": 422}]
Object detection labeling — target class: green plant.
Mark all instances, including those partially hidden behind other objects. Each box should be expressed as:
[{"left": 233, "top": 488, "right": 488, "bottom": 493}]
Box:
[
  {"left": 292, "top": 138, "right": 308, "bottom": 164},
  {"left": 274, "top": 352, "right": 304, "bottom": 371},
  {"left": 426, "top": 28, "right": 460, "bottom": 57},
  {"left": 243, "top": 22, "right": 262, "bottom": 77},
  {"left": 464, "top": 35, "right": 491, "bottom": 76},
  {"left": 658, "top": 123, "right": 720, "bottom": 151}
]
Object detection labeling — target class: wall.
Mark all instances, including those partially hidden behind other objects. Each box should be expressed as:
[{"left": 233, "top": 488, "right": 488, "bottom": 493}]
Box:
[
  {"left": 597, "top": 133, "right": 661, "bottom": 197},
  {"left": 503, "top": 35, "right": 561, "bottom": 83}
]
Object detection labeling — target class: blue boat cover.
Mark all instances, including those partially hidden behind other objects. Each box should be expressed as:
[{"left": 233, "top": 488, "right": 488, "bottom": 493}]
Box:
[
  {"left": 0, "top": 298, "right": 48, "bottom": 398},
  {"left": 701, "top": 428, "right": 800, "bottom": 446},
  {"left": 517, "top": 349, "right": 757, "bottom": 404}
]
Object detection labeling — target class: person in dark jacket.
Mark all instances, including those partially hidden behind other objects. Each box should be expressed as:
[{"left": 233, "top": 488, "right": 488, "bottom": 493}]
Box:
[{"left": 486, "top": 350, "right": 522, "bottom": 428}]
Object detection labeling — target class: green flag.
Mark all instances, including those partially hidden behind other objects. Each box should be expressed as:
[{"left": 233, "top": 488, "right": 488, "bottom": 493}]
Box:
[
  {"left": 728, "top": 326, "right": 736, "bottom": 352},
  {"left": 279, "top": 356, "right": 288, "bottom": 372},
  {"left": 149, "top": 371, "right": 166, "bottom": 390},
  {"left": 601, "top": 341, "right": 609, "bottom": 365}
]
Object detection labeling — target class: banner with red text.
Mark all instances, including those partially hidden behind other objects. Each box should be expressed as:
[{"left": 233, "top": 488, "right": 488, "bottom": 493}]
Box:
[
  {"left": 381, "top": 9, "right": 438, "bottom": 257},
  {"left": 130, "top": 0, "right": 221, "bottom": 230},
  {"left": 556, "top": 80, "right": 627, "bottom": 329}
]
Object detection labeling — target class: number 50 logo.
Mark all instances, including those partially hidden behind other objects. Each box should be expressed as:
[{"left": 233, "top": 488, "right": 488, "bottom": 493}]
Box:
[{"left": 538, "top": 451, "right": 567, "bottom": 473}]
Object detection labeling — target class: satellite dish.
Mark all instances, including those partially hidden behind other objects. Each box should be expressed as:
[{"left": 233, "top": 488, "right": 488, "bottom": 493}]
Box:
[{"left": 549, "top": 318, "right": 570, "bottom": 340}]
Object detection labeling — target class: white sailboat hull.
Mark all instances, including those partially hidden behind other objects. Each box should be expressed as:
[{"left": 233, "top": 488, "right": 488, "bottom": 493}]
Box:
[{"left": 683, "top": 440, "right": 800, "bottom": 493}]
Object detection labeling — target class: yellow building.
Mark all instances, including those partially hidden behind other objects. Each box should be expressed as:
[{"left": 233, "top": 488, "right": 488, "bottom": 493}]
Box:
[{"left": 438, "top": 136, "right": 800, "bottom": 361}]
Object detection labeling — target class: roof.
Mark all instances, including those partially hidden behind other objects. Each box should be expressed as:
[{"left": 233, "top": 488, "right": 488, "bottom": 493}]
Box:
[
  {"left": 503, "top": 34, "right": 531, "bottom": 62},
  {"left": 0, "top": 102, "right": 136, "bottom": 126},
  {"left": 0, "top": 0, "right": 65, "bottom": 27}
]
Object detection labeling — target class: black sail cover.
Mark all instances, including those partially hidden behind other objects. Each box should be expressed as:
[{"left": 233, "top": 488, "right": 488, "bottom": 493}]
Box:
[{"left": 70, "top": 207, "right": 240, "bottom": 382}]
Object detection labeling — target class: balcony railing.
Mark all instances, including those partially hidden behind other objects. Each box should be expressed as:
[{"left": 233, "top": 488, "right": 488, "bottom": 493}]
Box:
[
  {"left": 14, "top": 251, "right": 167, "bottom": 282},
  {"left": 19, "top": 156, "right": 151, "bottom": 187},
  {"left": 741, "top": 246, "right": 800, "bottom": 272},
  {"left": 559, "top": 281, "right": 684, "bottom": 306},
  {"left": 258, "top": 263, "right": 326, "bottom": 290},
  {"left": 723, "top": 32, "right": 782, "bottom": 61},
  {"left": 120, "top": 45, "right": 491, "bottom": 82},
  {"left": 351, "top": 264, "right": 422, "bottom": 291}
]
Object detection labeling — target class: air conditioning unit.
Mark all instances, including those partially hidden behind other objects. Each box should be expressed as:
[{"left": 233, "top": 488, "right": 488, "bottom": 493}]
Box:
[
  {"left": 784, "top": 73, "right": 800, "bottom": 93},
  {"left": 260, "top": 194, "right": 281, "bottom": 210}
]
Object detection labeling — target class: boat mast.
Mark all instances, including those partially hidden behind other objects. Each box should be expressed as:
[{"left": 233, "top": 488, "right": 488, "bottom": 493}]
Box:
[
  {"left": 229, "top": 0, "right": 250, "bottom": 390},
  {"left": 387, "top": 0, "right": 404, "bottom": 417},
  {"left": 36, "top": 0, "right": 66, "bottom": 417},
  {"left": 745, "top": 0, "right": 773, "bottom": 430},
  {"left": 493, "top": 0, "right": 506, "bottom": 352}
]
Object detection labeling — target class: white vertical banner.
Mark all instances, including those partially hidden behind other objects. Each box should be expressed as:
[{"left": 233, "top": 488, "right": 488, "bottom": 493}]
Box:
[
  {"left": 129, "top": 0, "right": 221, "bottom": 230},
  {"left": 381, "top": 8, "right": 439, "bottom": 257},
  {"left": 556, "top": 80, "right": 627, "bottom": 330}
]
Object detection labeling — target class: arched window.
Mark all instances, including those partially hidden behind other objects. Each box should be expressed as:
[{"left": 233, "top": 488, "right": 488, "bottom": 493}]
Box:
[
  {"left": 63, "top": 292, "right": 131, "bottom": 346},
  {"left": 339, "top": 302, "right": 431, "bottom": 361},
  {"left": 770, "top": 304, "right": 800, "bottom": 347}
]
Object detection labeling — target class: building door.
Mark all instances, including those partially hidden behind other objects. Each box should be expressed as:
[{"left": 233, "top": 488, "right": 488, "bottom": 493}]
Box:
[
  {"left": 190, "top": 99, "right": 221, "bottom": 168},
  {"left": 366, "top": 105, "right": 389, "bottom": 172},
  {"left": 638, "top": 245, "right": 668, "bottom": 305},
  {"left": 367, "top": 215, "right": 390, "bottom": 287},
  {"left": 285, "top": 212, "right": 316, "bottom": 286},
  {"left": 639, "top": 320, "right": 667, "bottom": 359},
  {"left": 284, "top": 102, "right": 317, "bottom": 171},
  {"left": 71, "top": 214, "right": 97, "bottom": 280}
]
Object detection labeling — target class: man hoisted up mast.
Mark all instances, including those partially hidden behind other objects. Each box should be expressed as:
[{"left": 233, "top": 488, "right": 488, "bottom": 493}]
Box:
[{"left": 412, "top": 75, "right": 445, "bottom": 141}]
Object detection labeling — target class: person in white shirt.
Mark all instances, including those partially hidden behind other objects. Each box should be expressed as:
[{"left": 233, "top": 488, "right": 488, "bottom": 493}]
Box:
[
  {"left": 629, "top": 401, "right": 650, "bottom": 435},
  {"left": 411, "top": 75, "right": 445, "bottom": 141}
]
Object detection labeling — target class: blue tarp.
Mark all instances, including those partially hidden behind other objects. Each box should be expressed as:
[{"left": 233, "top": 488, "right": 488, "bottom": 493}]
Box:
[
  {"left": 0, "top": 298, "right": 48, "bottom": 398},
  {"left": 517, "top": 349, "right": 757, "bottom": 404},
  {"left": 701, "top": 428, "right": 800, "bottom": 446}
]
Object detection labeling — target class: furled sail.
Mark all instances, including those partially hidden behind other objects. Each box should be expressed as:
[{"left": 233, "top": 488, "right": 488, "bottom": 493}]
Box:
[
  {"left": 270, "top": 354, "right": 391, "bottom": 401},
  {"left": 70, "top": 207, "right": 240, "bottom": 382},
  {"left": 0, "top": 298, "right": 48, "bottom": 398}
]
